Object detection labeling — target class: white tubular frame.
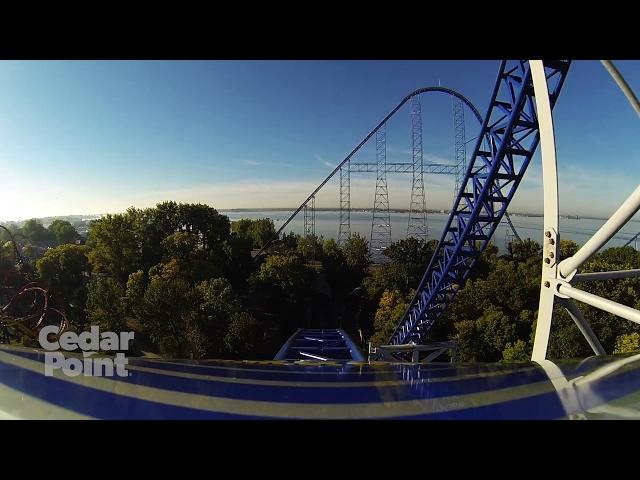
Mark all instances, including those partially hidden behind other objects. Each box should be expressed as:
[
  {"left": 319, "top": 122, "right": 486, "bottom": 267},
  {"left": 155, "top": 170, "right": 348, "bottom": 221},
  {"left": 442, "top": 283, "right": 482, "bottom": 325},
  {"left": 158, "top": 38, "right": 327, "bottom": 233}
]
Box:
[
  {"left": 531, "top": 59, "right": 640, "bottom": 362},
  {"left": 537, "top": 352, "right": 640, "bottom": 419}
]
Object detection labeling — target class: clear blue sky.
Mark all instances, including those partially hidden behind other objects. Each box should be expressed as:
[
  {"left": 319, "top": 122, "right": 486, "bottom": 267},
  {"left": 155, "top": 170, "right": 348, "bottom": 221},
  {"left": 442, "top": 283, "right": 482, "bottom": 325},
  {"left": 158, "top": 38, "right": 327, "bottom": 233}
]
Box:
[{"left": 0, "top": 60, "right": 638, "bottom": 221}]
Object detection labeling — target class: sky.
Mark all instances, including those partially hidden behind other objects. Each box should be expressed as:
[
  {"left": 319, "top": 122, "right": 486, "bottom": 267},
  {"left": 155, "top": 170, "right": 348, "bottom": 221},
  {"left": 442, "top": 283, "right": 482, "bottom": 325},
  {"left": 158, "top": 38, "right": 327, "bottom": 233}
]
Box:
[{"left": 0, "top": 59, "right": 638, "bottom": 222}]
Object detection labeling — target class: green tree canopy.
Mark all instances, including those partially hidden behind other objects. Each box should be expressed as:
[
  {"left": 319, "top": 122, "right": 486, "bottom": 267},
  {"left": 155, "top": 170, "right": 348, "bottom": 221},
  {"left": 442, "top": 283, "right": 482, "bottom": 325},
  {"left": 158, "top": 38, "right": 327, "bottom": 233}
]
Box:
[
  {"left": 251, "top": 254, "right": 314, "bottom": 299},
  {"left": 369, "top": 289, "right": 412, "bottom": 346},
  {"left": 231, "top": 218, "right": 276, "bottom": 249},
  {"left": 22, "top": 219, "right": 55, "bottom": 243},
  {"left": 86, "top": 276, "right": 126, "bottom": 332},
  {"left": 138, "top": 275, "right": 197, "bottom": 358},
  {"left": 224, "top": 311, "right": 264, "bottom": 359},
  {"left": 614, "top": 332, "right": 640, "bottom": 354},
  {"left": 36, "top": 244, "right": 90, "bottom": 300},
  {"left": 342, "top": 233, "right": 371, "bottom": 285},
  {"left": 48, "top": 219, "right": 79, "bottom": 245},
  {"left": 87, "top": 213, "right": 141, "bottom": 285},
  {"left": 507, "top": 238, "right": 542, "bottom": 262}
]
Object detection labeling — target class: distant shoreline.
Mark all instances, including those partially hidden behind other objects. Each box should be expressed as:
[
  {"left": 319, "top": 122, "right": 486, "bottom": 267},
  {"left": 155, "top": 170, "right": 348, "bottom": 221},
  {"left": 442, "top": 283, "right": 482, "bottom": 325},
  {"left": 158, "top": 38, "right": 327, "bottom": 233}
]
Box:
[
  {"left": 219, "top": 208, "right": 624, "bottom": 222},
  {"left": 3, "top": 209, "right": 637, "bottom": 225}
]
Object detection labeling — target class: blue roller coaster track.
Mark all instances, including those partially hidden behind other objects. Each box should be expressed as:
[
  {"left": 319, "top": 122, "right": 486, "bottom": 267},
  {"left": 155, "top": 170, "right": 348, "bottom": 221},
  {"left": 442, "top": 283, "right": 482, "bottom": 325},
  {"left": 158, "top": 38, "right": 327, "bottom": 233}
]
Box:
[
  {"left": 274, "top": 329, "right": 365, "bottom": 361},
  {"left": 390, "top": 60, "right": 571, "bottom": 345}
]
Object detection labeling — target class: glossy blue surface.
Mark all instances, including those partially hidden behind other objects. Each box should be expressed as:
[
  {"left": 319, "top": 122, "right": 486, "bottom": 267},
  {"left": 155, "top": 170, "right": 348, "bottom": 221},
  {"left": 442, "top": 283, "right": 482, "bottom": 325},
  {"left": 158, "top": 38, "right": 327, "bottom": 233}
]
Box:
[
  {"left": 0, "top": 344, "right": 639, "bottom": 419},
  {"left": 274, "top": 329, "right": 365, "bottom": 361}
]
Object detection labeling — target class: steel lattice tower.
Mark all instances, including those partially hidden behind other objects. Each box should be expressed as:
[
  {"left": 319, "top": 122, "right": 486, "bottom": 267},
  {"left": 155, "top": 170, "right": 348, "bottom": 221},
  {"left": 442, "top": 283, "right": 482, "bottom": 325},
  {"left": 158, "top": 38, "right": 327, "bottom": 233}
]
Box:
[
  {"left": 370, "top": 125, "right": 391, "bottom": 261},
  {"left": 407, "top": 96, "right": 428, "bottom": 241},
  {"left": 452, "top": 97, "right": 467, "bottom": 203},
  {"left": 338, "top": 161, "right": 350, "bottom": 245},
  {"left": 303, "top": 195, "right": 315, "bottom": 238}
]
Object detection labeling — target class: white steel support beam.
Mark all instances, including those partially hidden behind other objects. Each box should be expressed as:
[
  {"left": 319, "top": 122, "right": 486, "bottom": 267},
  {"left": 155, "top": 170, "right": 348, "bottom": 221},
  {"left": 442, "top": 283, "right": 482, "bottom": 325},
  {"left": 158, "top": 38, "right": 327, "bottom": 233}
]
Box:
[
  {"left": 601, "top": 60, "right": 640, "bottom": 118},
  {"left": 535, "top": 359, "right": 586, "bottom": 420},
  {"left": 558, "top": 184, "right": 640, "bottom": 279},
  {"left": 573, "top": 269, "right": 640, "bottom": 282},
  {"left": 559, "top": 298, "right": 606, "bottom": 356},
  {"left": 531, "top": 59, "right": 640, "bottom": 362},
  {"left": 531, "top": 60, "right": 561, "bottom": 362},
  {"left": 559, "top": 284, "right": 640, "bottom": 325}
]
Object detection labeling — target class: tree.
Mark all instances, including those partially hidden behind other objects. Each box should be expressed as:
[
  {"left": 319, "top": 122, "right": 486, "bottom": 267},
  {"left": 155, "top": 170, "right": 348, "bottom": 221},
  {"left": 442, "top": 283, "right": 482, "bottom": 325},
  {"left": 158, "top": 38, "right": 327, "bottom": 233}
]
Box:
[
  {"left": 21, "top": 244, "right": 37, "bottom": 261},
  {"left": 221, "top": 234, "right": 254, "bottom": 288},
  {"left": 130, "top": 203, "right": 180, "bottom": 272},
  {"left": 138, "top": 275, "right": 196, "bottom": 358},
  {"left": 451, "top": 305, "right": 520, "bottom": 362},
  {"left": 86, "top": 276, "right": 126, "bottom": 332},
  {"left": 614, "top": 332, "right": 640, "bottom": 354},
  {"left": 322, "top": 238, "right": 347, "bottom": 288},
  {"left": 559, "top": 239, "right": 580, "bottom": 260},
  {"left": 276, "top": 231, "right": 300, "bottom": 255},
  {"left": 297, "top": 235, "right": 323, "bottom": 260},
  {"left": 502, "top": 339, "right": 530, "bottom": 362},
  {"left": 87, "top": 213, "right": 141, "bottom": 286},
  {"left": 1, "top": 241, "right": 14, "bottom": 261},
  {"left": 547, "top": 308, "right": 593, "bottom": 359},
  {"left": 176, "top": 203, "right": 230, "bottom": 251},
  {"left": 507, "top": 238, "right": 542, "bottom": 262},
  {"left": 224, "top": 311, "right": 263, "bottom": 359},
  {"left": 250, "top": 253, "right": 315, "bottom": 337},
  {"left": 342, "top": 233, "right": 370, "bottom": 287},
  {"left": 384, "top": 237, "right": 437, "bottom": 267},
  {"left": 22, "top": 219, "right": 55, "bottom": 244},
  {"left": 36, "top": 244, "right": 90, "bottom": 301},
  {"left": 369, "top": 289, "right": 411, "bottom": 346},
  {"left": 231, "top": 218, "right": 276, "bottom": 249},
  {"left": 251, "top": 254, "right": 314, "bottom": 301},
  {"left": 155, "top": 231, "right": 223, "bottom": 285},
  {"left": 381, "top": 238, "right": 438, "bottom": 292},
  {"left": 251, "top": 218, "right": 276, "bottom": 249},
  {"left": 0, "top": 224, "right": 18, "bottom": 243},
  {"left": 231, "top": 218, "right": 253, "bottom": 239},
  {"left": 36, "top": 244, "right": 91, "bottom": 327},
  {"left": 48, "top": 219, "right": 79, "bottom": 245},
  {"left": 453, "top": 320, "right": 480, "bottom": 362},
  {"left": 475, "top": 306, "right": 518, "bottom": 361},
  {"left": 195, "top": 277, "right": 239, "bottom": 357},
  {"left": 124, "top": 270, "right": 146, "bottom": 318}
]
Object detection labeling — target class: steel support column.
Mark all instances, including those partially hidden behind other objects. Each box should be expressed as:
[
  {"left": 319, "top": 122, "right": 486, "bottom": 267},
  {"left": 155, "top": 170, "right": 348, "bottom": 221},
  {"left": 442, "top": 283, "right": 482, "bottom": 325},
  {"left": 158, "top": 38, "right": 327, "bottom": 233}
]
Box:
[
  {"left": 338, "top": 162, "right": 350, "bottom": 245},
  {"left": 370, "top": 126, "right": 391, "bottom": 261},
  {"left": 452, "top": 97, "right": 467, "bottom": 203},
  {"left": 407, "top": 96, "right": 428, "bottom": 241},
  {"left": 303, "top": 195, "right": 315, "bottom": 238}
]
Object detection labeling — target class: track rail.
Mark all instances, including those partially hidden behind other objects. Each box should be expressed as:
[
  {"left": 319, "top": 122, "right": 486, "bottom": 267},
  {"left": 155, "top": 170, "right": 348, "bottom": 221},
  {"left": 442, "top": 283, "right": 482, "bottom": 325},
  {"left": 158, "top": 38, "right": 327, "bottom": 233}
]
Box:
[{"left": 389, "top": 60, "right": 571, "bottom": 345}]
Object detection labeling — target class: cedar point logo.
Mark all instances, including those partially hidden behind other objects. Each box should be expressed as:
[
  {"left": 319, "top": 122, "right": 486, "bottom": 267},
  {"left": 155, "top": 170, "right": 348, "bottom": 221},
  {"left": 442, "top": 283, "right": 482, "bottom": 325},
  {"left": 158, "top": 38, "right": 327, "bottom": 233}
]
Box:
[{"left": 39, "top": 326, "right": 134, "bottom": 377}]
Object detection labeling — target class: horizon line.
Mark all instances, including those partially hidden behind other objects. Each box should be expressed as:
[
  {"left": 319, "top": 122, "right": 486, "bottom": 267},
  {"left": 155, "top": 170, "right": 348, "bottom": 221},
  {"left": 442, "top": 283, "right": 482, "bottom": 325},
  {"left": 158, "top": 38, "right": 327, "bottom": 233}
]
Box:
[{"left": 2, "top": 207, "right": 633, "bottom": 225}]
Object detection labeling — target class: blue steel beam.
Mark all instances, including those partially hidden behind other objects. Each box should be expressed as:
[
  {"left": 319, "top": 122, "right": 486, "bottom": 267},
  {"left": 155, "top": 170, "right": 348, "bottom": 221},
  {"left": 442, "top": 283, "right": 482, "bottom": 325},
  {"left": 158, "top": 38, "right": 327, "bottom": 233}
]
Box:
[{"left": 389, "top": 60, "right": 571, "bottom": 346}]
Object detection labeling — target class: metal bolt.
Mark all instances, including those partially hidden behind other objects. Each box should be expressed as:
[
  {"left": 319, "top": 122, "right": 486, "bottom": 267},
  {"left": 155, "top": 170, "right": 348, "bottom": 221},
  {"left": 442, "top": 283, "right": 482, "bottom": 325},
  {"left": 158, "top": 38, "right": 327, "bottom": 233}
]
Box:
[
  {"left": 545, "top": 231, "right": 551, "bottom": 238},
  {"left": 544, "top": 281, "right": 550, "bottom": 287},
  {"left": 549, "top": 238, "right": 555, "bottom": 245},
  {"left": 549, "top": 252, "right": 554, "bottom": 258},
  {"left": 544, "top": 258, "right": 551, "bottom": 264}
]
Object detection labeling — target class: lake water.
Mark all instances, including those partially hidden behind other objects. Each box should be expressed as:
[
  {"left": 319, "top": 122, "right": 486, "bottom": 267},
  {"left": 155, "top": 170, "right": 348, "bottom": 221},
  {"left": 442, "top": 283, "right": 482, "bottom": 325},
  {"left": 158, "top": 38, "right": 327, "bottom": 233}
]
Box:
[{"left": 222, "top": 210, "right": 640, "bottom": 253}]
